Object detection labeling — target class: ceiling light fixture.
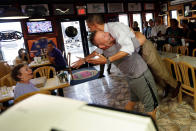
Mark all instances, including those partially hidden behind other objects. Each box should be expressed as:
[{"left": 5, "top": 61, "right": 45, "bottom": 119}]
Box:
[{"left": 28, "top": 18, "right": 46, "bottom": 21}]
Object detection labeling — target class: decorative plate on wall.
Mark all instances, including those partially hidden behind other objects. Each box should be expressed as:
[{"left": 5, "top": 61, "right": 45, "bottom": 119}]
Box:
[
  {"left": 53, "top": 4, "right": 74, "bottom": 15},
  {"left": 21, "top": 4, "right": 49, "bottom": 17}
]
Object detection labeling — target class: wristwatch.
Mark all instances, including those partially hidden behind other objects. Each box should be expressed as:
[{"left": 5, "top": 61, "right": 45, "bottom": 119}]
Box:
[{"left": 106, "top": 57, "right": 111, "bottom": 65}]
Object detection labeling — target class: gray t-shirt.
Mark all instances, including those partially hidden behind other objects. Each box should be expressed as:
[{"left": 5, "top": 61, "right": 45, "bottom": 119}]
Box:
[
  {"left": 14, "top": 82, "right": 39, "bottom": 99},
  {"left": 102, "top": 43, "right": 147, "bottom": 78}
]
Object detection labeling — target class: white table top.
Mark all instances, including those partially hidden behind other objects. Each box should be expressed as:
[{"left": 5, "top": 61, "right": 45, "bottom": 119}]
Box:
[
  {"left": 0, "top": 86, "right": 14, "bottom": 103},
  {"left": 159, "top": 51, "right": 196, "bottom": 68},
  {"left": 0, "top": 94, "right": 157, "bottom": 131},
  {"left": 0, "top": 76, "right": 69, "bottom": 103},
  {"left": 28, "top": 60, "right": 51, "bottom": 68}
]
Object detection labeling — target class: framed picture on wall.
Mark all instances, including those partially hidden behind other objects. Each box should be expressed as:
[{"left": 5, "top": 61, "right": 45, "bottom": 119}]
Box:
[
  {"left": 53, "top": 4, "right": 74, "bottom": 15},
  {"left": 87, "top": 3, "right": 105, "bottom": 13},
  {"left": 178, "top": 10, "right": 183, "bottom": 16},
  {"left": 28, "top": 37, "right": 57, "bottom": 58},
  {"left": 128, "top": 3, "right": 142, "bottom": 12},
  {"left": 144, "top": 3, "right": 154, "bottom": 10},
  {"left": 107, "top": 3, "right": 124, "bottom": 13},
  {"left": 161, "top": 3, "right": 168, "bottom": 12},
  {"left": 21, "top": 4, "right": 49, "bottom": 17},
  {"left": 184, "top": 4, "right": 192, "bottom": 17}
]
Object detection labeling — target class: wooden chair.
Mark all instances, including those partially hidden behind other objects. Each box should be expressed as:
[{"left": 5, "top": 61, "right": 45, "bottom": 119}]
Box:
[
  {"left": 163, "top": 58, "right": 179, "bottom": 81},
  {"left": 177, "top": 62, "right": 196, "bottom": 111},
  {"left": 0, "top": 61, "right": 11, "bottom": 79},
  {"left": 33, "top": 66, "right": 56, "bottom": 79},
  {"left": 177, "top": 46, "right": 189, "bottom": 56},
  {"left": 0, "top": 73, "right": 16, "bottom": 87},
  {"left": 14, "top": 90, "right": 51, "bottom": 104},
  {"left": 192, "top": 48, "right": 196, "bottom": 57},
  {"left": 162, "top": 44, "right": 172, "bottom": 52},
  {"left": 172, "top": 46, "right": 179, "bottom": 54}
]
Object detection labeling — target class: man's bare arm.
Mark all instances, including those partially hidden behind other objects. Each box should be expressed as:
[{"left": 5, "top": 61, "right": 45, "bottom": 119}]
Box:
[{"left": 71, "top": 51, "right": 98, "bottom": 69}]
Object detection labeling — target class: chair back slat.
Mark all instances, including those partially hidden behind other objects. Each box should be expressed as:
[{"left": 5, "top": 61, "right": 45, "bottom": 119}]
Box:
[
  {"left": 33, "top": 66, "right": 56, "bottom": 79},
  {"left": 192, "top": 48, "right": 196, "bottom": 57},
  {"left": 163, "top": 58, "right": 179, "bottom": 81},
  {"left": 162, "top": 44, "right": 172, "bottom": 52},
  {"left": 176, "top": 46, "right": 189, "bottom": 56},
  {"left": 177, "top": 62, "right": 196, "bottom": 88},
  {"left": 0, "top": 73, "right": 16, "bottom": 87},
  {"left": 177, "top": 61, "right": 196, "bottom": 111}
]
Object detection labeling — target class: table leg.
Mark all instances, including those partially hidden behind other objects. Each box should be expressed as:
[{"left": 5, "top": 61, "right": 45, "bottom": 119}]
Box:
[{"left": 58, "top": 88, "right": 64, "bottom": 97}]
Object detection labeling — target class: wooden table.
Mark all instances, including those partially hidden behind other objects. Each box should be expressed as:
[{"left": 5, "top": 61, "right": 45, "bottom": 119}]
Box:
[{"left": 0, "top": 76, "right": 69, "bottom": 103}]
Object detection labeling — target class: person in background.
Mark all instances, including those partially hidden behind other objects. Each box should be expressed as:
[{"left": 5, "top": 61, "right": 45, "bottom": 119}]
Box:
[
  {"left": 181, "top": 21, "right": 196, "bottom": 55},
  {"left": 148, "top": 19, "right": 155, "bottom": 40},
  {"left": 132, "top": 21, "right": 140, "bottom": 32},
  {"left": 151, "top": 17, "right": 167, "bottom": 50},
  {"left": 142, "top": 21, "right": 150, "bottom": 38},
  {"left": 13, "top": 48, "right": 31, "bottom": 65},
  {"left": 11, "top": 64, "right": 39, "bottom": 99},
  {"left": 47, "top": 41, "right": 67, "bottom": 72},
  {"left": 165, "top": 19, "right": 183, "bottom": 47}
]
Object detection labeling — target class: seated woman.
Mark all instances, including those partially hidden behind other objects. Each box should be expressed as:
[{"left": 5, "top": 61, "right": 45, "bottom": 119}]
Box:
[
  {"left": 13, "top": 48, "right": 31, "bottom": 65},
  {"left": 11, "top": 64, "right": 39, "bottom": 99}
]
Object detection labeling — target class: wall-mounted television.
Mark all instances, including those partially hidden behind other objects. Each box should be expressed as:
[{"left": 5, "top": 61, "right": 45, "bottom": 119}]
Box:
[{"left": 26, "top": 21, "right": 53, "bottom": 34}]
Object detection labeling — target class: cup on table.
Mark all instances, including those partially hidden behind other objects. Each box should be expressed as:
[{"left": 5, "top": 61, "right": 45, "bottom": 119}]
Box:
[
  {"left": 37, "top": 57, "right": 41, "bottom": 64},
  {"left": 176, "top": 54, "right": 180, "bottom": 59},
  {"left": 34, "top": 57, "right": 38, "bottom": 63},
  {"left": 181, "top": 39, "right": 185, "bottom": 46}
]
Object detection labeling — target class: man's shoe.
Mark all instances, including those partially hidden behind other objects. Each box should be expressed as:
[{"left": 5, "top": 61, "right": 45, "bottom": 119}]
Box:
[
  {"left": 98, "top": 75, "right": 105, "bottom": 78},
  {"left": 171, "top": 81, "right": 181, "bottom": 98},
  {"left": 107, "top": 69, "right": 111, "bottom": 74}
]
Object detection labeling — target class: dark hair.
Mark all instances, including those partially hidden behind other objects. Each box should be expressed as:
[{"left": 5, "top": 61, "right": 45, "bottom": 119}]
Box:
[
  {"left": 86, "top": 14, "right": 105, "bottom": 25},
  {"left": 11, "top": 64, "right": 25, "bottom": 82},
  {"left": 170, "top": 19, "right": 179, "bottom": 26},
  {"left": 18, "top": 48, "right": 28, "bottom": 61},
  {"left": 89, "top": 31, "right": 97, "bottom": 46}
]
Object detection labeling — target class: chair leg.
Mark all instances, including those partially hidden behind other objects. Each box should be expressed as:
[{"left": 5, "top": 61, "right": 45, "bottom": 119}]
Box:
[
  {"left": 194, "top": 94, "right": 196, "bottom": 112},
  {"left": 178, "top": 88, "right": 182, "bottom": 103},
  {"left": 69, "top": 70, "right": 73, "bottom": 80}
]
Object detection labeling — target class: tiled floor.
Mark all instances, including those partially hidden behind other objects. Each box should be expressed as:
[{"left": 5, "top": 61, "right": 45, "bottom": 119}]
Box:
[{"left": 63, "top": 65, "right": 196, "bottom": 131}]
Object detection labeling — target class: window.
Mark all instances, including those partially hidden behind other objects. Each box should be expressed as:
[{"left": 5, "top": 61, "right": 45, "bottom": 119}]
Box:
[
  {"left": 145, "top": 13, "right": 153, "bottom": 22},
  {"left": 118, "top": 14, "right": 129, "bottom": 26},
  {"left": 0, "top": 22, "right": 25, "bottom": 65},
  {"left": 163, "top": 15, "right": 168, "bottom": 26},
  {"left": 133, "top": 13, "right": 142, "bottom": 32},
  {"left": 171, "top": 10, "right": 177, "bottom": 19}
]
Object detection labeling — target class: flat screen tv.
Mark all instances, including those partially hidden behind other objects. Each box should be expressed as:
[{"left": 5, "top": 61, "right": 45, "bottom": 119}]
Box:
[{"left": 26, "top": 21, "right": 53, "bottom": 34}]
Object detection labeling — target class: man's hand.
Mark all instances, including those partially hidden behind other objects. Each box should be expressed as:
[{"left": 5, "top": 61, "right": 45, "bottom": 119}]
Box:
[
  {"left": 71, "top": 58, "right": 85, "bottom": 69},
  {"left": 135, "top": 31, "right": 146, "bottom": 46},
  {"left": 86, "top": 54, "right": 107, "bottom": 65}
]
